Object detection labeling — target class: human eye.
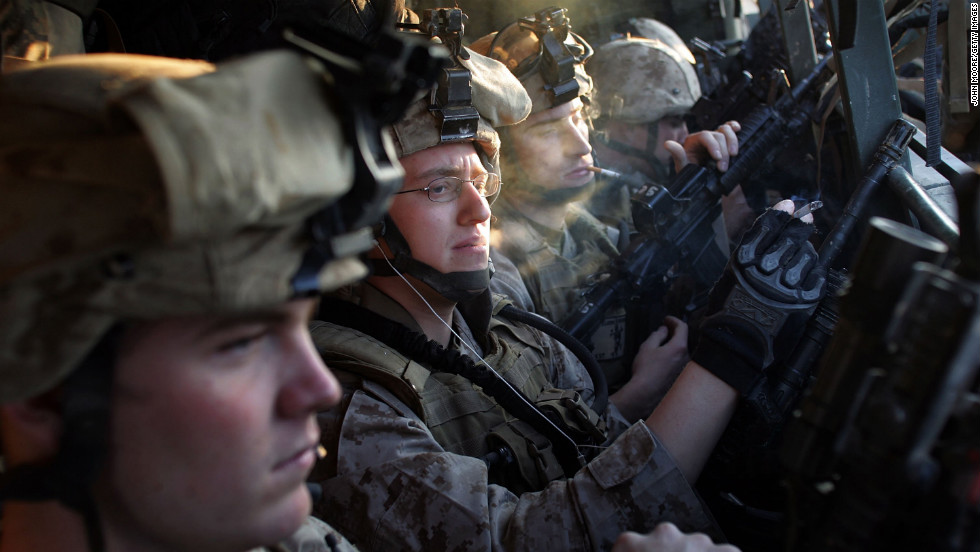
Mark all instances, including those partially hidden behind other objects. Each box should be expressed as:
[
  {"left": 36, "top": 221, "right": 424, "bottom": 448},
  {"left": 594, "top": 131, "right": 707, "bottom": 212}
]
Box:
[
  {"left": 532, "top": 124, "right": 559, "bottom": 138},
  {"left": 472, "top": 175, "right": 489, "bottom": 195},
  {"left": 427, "top": 178, "right": 458, "bottom": 201},
  {"left": 214, "top": 325, "right": 269, "bottom": 358}
]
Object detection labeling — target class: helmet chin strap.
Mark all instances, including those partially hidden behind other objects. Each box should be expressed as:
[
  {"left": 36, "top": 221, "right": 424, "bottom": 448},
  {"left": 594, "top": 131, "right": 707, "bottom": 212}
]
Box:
[
  {"left": 371, "top": 215, "right": 492, "bottom": 302},
  {"left": 593, "top": 125, "right": 672, "bottom": 182},
  {"left": 594, "top": 124, "right": 661, "bottom": 161}
]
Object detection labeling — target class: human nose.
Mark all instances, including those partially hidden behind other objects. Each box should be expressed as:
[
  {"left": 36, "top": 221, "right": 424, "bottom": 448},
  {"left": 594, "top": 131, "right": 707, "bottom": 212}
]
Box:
[
  {"left": 457, "top": 178, "right": 492, "bottom": 224},
  {"left": 276, "top": 330, "right": 341, "bottom": 418},
  {"left": 563, "top": 120, "right": 592, "bottom": 157}
]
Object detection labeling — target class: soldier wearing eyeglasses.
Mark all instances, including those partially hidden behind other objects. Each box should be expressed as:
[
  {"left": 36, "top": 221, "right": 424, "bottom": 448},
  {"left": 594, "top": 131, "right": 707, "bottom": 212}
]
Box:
[{"left": 304, "top": 17, "right": 733, "bottom": 551}]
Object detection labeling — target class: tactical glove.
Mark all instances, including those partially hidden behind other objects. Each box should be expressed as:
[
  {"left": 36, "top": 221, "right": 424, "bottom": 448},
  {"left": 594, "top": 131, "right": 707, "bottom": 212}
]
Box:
[{"left": 692, "top": 208, "right": 827, "bottom": 395}]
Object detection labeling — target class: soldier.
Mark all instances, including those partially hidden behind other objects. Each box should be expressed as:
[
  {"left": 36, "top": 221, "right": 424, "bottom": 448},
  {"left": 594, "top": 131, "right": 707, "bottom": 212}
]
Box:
[
  {"left": 588, "top": 35, "right": 755, "bottom": 243},
  {"left": 473, "top": 8, "right": 739, "bottom": 398},
  {"left": 306, "top": 23, "right": 824, "bottom": 550},
  {"left": 0, "top": 47, "right": 386, "bottom": 552}
]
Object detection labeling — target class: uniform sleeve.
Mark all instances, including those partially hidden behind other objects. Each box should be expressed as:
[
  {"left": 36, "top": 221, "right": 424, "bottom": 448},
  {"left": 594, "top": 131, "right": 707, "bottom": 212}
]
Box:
[{"left": 312, "top": 381, "right": 721, "bottom": 552}]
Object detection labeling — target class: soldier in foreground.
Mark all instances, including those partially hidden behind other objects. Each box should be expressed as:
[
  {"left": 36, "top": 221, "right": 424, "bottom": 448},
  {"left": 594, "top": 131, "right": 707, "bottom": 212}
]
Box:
[
  {"left": 0, "top": 48, "right": 383, "bottom": 551},
  {"left": 307, "top": 19, "right": 823, "bottom": 550}
]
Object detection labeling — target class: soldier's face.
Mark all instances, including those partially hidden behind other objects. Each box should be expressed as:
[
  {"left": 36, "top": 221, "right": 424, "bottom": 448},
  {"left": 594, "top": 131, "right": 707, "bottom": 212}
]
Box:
[
  {"left": 506, "top": 97, "right": 594, "bottom": 194},
  {"left": 99, "top": 298, "right": 338, "bottom": 550},
  {"left": 390, "top": 143, "right": 492, "bottom": 274}
]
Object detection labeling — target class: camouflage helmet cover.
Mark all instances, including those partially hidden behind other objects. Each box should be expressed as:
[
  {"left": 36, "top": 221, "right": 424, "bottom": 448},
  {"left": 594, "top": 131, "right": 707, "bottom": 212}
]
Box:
[
  {"left": 588, "top": 37, "right": 701, "bottom": 125},
  {"left": 388, "top": 45, "right": 531, "bottom": 164},
  {"left": 627, "top": 17, "right": 696, "bottom": 64},
  {"left": 0, "top": 51, "right": 359, "bottom": 402}
]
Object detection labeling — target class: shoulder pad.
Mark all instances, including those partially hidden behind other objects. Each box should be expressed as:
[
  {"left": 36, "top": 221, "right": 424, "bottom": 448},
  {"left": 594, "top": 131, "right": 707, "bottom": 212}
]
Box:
[{"left": 309, "top": 320, "right": 430, "bottom": 420}]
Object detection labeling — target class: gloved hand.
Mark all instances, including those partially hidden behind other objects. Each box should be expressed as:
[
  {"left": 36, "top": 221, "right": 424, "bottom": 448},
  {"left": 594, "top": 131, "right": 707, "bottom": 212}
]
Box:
[{"left": 692, "top": 205, "right": 827, "bottom": 395}]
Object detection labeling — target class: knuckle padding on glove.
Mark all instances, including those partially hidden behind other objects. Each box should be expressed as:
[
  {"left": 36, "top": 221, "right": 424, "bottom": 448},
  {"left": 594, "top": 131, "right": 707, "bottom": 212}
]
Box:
[{"left": 692, "top": 208, "right": 827, "bottom": 395}]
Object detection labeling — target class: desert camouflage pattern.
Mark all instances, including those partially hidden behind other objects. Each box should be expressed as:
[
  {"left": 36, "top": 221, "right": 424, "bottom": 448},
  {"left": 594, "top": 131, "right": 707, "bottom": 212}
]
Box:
[
  {"left": 311, "top": 287, "right": 616, "bottom": 486},
  {"left": 0, "top": 50, "right": 360, "bottom": 402},
  {"left": 588, "top": 37, "right": 701, "bottom": 125},
  {"left": 1, "top": 0, "right": 85, "bottom": 69},
  {"left": 490, "top": 200, "right": 632, "bottom": 388},
  {"left": 308, "top": 286, "right": 719, "bottom": 550},
  {"left": 388, "top": 45, "right": 531, "bottom": 163},
  {"left": 627, "top": 17, "right": 697, "bottom": 64},
  {"left": 259, "top": 516, "right": 359, "bottom": 552}
]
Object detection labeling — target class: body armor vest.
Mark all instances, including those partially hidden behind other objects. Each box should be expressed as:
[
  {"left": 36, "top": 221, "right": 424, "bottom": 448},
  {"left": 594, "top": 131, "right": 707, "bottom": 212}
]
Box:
[
  {"left": 311, "top": 294, "right": 605, "bottom": 494},
  {"left": 493, "top": 200, "right": 631, "bottom": 388}
]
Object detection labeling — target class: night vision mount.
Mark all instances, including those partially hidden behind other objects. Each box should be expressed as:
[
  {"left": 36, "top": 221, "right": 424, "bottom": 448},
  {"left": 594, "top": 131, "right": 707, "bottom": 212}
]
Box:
[
  {"left": 508, "top": 6, "right": 591, "bottom": 107},
  {"left": 400, "top": 8, "right": 481, "bottom": 144},
  {"left": 282, "top": 21, "right": 449, "bottom": 296}
]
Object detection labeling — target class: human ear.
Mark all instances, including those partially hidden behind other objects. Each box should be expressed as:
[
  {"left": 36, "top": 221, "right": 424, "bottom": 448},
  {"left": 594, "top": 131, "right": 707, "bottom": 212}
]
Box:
[{"left": 0, "top": 389, "right": 64, "bottom": 466}]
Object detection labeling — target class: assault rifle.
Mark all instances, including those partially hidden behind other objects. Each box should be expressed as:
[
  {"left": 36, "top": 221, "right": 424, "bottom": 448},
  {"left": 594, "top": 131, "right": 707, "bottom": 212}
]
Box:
[
  {"left": 559, "top": 53, "right": 833, "bottom": 346},
  {"left": 696, "top": 119, "right": 921, "bottom": 549},
  {"left": 780, "top": 171, "right": 980, "bottom": 551}
]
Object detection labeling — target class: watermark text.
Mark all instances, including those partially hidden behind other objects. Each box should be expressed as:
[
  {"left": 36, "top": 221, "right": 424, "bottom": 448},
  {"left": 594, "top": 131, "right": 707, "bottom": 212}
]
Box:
[{"left": 971, "top": 2, "right": 979, "bottom": 106}]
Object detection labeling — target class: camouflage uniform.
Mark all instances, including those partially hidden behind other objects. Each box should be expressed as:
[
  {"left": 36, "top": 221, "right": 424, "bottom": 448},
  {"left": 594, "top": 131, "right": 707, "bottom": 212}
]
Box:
[
  {"left": 259, "top": 517, "right": 359, "bottom": 552},
  {"left": 490, "top": 198, "right": 633, "bottom": 389},
  {"left": 304, "top": 27, "right": 718, "bottom": 551},
  {"left": 309, "top": 283, "right": 720, "bottom": 551}
]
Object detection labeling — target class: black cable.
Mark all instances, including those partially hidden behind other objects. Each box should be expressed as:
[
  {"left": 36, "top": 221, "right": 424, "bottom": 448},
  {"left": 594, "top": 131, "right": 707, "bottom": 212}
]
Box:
[
  {"left": 316, "top": 298, "right": 587, "bottom": 477},
  {"left": 498, "top": 304, "right": 608, "bottom": 415}
]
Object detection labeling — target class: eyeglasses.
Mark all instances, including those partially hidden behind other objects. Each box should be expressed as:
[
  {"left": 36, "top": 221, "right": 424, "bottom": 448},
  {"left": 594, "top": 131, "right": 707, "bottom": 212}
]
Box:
[{"left": 394, "top": 173, "right": 501, "bottom": 203}]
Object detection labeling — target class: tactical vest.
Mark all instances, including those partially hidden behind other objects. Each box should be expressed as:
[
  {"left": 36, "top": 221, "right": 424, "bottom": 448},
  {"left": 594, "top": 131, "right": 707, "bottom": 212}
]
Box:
[
  {"left": 311, "top": 295, "right": 605, "bottom": 494},
  {"left": 493, "top": 201, "right": 630, "bottom": 388}
]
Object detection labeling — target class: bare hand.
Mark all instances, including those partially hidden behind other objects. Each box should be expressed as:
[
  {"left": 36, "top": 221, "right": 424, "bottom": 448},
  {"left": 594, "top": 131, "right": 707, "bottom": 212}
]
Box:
[
  {"left": 613, "top": 523, "right": 741, "bottom": 552},
  {"left": 633, "top": 316, "right": 688, "bottom": 380},
  {"left": 721, "top": 185, "right": 755, "bottom": 241},
  {"left": 664, "top": 120, "right": 741, "bottom": 173},
  {"left": 610, "top": 317, "right": 689, "bottom": 420}
]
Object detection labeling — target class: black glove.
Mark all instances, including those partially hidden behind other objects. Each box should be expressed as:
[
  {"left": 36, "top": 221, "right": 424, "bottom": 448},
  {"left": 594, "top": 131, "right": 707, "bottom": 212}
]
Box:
[{"left": 692, "top": 208, "right": 827, "bottom": 395}]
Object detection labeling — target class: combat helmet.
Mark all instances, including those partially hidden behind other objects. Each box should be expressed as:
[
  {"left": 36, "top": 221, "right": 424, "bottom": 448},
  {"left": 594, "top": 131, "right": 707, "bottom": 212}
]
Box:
[
  {"left": 0, "top": 51, "right": 371, "bottom": 403},
  {"left": 470, "top": 6, "right": 593, "bottom": 114},
  {"left": 0, "top": 32, "right": 446, "bottom": 547},
  {"left": 369, "top": 8, "right": 532, "bottom": 302},
  {"left": 626, "top": 17, "right": 696, "bottom": 64},
  {"left": 588, "top": 36, "right": 701, "bottom": 125}
]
